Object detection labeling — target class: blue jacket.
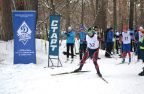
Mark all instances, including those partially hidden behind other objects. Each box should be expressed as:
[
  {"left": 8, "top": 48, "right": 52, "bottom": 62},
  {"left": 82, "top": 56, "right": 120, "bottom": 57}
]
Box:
[
  {"left": 106, "top": 30, "right": 114, "bottom": 43},
  {"left": 79, "top": 31, "right": 86, "bottom": 44},
  {"left": 66, "top": 31, "right": 75, "bottom": 44},
  {"left": 135, "top": 32, "right": 139, "bottom": 42}
]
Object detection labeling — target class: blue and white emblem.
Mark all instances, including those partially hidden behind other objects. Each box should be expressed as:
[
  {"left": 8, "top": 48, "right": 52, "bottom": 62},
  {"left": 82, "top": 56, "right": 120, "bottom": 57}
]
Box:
[{"left": 17, "top": 21, "right": 32, "bottom": 45}]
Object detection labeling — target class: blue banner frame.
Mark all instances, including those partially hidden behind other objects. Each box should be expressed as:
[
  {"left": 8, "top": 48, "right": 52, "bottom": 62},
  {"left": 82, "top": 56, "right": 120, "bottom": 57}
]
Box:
[
  {"left": 12, "top": 11, "right": 36, "bottom": 64},
  {"left": 49, "top": 15, "right": 60, "bottom": 56}
]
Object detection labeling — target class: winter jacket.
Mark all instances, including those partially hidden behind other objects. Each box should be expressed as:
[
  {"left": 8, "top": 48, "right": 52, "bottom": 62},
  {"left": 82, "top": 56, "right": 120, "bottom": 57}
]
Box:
[
  {"left": 79, "top": 31, "right": 86, "bottom": 44},
  {"left": 66, "top": 31, "right": 75, "bottom": 44},
  {"left": 135, "top": 31, "right": 139, "bottom": 42},
  {"left": 106, "top": 30, "right": 114, "bottom": 43}
]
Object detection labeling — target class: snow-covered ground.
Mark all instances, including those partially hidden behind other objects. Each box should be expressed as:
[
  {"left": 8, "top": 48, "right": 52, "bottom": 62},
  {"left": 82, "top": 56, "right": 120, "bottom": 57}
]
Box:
[{"left": 0, "top": 39, "right": 144, "bottom": 94}]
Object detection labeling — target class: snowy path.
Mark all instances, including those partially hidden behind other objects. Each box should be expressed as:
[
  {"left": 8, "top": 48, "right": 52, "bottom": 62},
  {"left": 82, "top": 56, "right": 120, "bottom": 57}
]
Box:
[{"left": 0, "top": 39, "right": 144, "bottom": 94}]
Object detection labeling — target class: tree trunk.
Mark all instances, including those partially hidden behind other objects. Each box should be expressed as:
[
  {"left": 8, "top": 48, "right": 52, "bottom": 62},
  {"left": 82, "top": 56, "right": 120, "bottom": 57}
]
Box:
[
  {"left": 81, "top": 0, "right": 84, "bottom": 26},
  {"left": 50, "top": 0, "right": 56, "bottom": 15},
  {"left": 134, "top": 1, "right": 137, "bottom": 28},
  {"left": 95, "top": 0, "right": 108, "bottom": 31},
  {"left": 95, "top": 0, "right": 108, "bottom": 49},
  {"left": 94, "top": 0, "right": 99, "bottom": 26},
  {"left": 129, "top": 0, "right": 134, "bottom": 29},
  {"left": 113, "top": 0, "right": 117, "bottom": 31},
  {"left": 15, "top": 0, "right": 38, "bottom": 10},
  {"left": 1, "top": 0, "right": 38, "bottom": 41},
  {"left": 65, "top": 0, "right": 70, "bottom": 31},
  {"left": 140, "top": 0, "right": 144, "bottom": 26},
  {"left": 2, "top": 0, "right": 13, "bottom": 41}
]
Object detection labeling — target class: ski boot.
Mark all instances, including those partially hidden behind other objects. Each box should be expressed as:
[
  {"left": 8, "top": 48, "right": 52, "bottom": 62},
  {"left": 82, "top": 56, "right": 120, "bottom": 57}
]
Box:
[
  {"left": 122, "top": 58, "right": 125, "bottom": 63},
  {"left": 138, "top": 67, "right": 144, "bottom": 76},
  {"left": 97, "top": 72, "right": 102, "bottom": 77},
  {"left": 97, "top": 70, "right": 102, "bottom": 77},
  {"left": 73, "top": 64, "right": 83, "bottom": 72},
  {"left": 129, "top": 58, "right": 131, "bottom": 63},
  {"left": 138, "top": 71, "right": 144, "bottom": 76}
]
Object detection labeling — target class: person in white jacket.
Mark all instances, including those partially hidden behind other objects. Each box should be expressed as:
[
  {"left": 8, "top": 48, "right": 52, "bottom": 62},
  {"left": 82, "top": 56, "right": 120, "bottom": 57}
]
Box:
[{"left": 74, "top": 28, "right": 102, "bottom": 77}]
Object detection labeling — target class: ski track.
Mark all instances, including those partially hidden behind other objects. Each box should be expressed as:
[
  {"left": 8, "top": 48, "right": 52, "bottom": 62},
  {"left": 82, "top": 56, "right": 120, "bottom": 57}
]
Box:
[{"left": 0, "top": 39, "right": 144, "bottom": 94}]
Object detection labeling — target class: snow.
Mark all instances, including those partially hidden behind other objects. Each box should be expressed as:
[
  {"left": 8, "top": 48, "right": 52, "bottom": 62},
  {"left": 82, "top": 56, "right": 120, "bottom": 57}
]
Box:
[{"left": 0, "top": 39, "right": 144, "bottom": 94}]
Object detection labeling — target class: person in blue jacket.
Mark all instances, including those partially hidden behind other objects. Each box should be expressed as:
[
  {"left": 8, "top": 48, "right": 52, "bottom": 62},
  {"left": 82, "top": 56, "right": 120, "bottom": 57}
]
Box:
[
  {"left": 105, "top": 27, "right": 114, "bottom": 58},
  {"left": 79, "top": 26, "right": 87, "bottom": 60},
  {"left": 65, "top": 26, "right": 75, "bottom": 61}
]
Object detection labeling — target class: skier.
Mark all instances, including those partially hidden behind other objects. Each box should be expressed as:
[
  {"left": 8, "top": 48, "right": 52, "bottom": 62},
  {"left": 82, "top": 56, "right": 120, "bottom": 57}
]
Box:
[
  {"left": 65, "top": 26, "right": 75, "bottom": 61},
  {"left": 78, "top": 26, "right": 87, "bottom": 60},
  {"left": 138, "top": 28, "right": 144, "bottom": 76},
  {"left": 120, "top": 28, "right": 133, "bottom": 63},
  {"left": 74, "top": 28, "right": 102, "bottom": 77},
  {"left": 93, "top": 26, "right": 101, "bottom": 59}
]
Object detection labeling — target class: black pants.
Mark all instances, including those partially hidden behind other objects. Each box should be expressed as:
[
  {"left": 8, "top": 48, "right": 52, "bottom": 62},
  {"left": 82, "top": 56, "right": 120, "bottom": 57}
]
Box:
[
  {"left": 105, "top": 42, "right": 113, "bottom": 57},
  {"left": 79, "top": 43, "right": 87, "bottom": 60},
  {"left": 131, "top": 40, "right": 135, "bottom": 52},
  {"left": 116, "top": 40, "right": 119, "bottom": 54},
  {"left": 67, "top": 43, "right": 74, "bottom": 59}
]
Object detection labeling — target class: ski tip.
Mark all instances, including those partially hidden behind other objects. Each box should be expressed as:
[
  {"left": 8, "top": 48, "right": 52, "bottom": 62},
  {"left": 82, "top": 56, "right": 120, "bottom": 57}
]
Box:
[
  {"left": 101, "top": 77, "right": 109, "bottom": 84},
  {"left": 43, "top": 67, "right": 55, "bottom": 69}
]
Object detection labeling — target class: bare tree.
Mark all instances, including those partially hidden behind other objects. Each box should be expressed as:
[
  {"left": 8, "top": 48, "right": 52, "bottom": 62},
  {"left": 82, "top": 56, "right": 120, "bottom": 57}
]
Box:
[
  {"left": 1, "top": 0, "right": 38, "bottom": 41},
  {"left": 50, "top": 0, "right": 55, "bottom": 15},
  {"left": 65, "top": 0, "right": 70, "bottom": 31},
  {"left": 81, "top": 0, "right": 84, "bottom": 26},
  {"left": 15, "top": 0, "right": 38, "bottom": 10},
  {"left": 129, "top": 0, "right": 135, "bottom": 29},
  {"left": 1, "top": 0, "right": 13, "bottom": 41},
  {"left": 140, "top": 0, "right": 144, "bottom": 26},
  {"left": 95, "top": 0, "right": 108, "bottom": 31},
  {"left": 113, "top": 0, "right": 117, "bottom": 31}
]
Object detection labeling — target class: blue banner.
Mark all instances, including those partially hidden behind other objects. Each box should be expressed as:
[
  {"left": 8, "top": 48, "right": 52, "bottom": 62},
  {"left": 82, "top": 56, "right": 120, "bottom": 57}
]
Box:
[
  {"left": 12, "top": 11, "right": 36, "bottom": 64},
  {"left": 49, "top": 15, "right": 60, "bottom": 56}
]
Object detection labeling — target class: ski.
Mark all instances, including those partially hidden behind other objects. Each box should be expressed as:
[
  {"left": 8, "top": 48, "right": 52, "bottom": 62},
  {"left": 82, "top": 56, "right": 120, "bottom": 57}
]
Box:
[
  {"left": 128, "top": 62, "right": 131, "bottom": 65},
  {"left": 128, "top": 62, "right": 135, "bottom": 65},
  {"left": 51, "top": 71, "right": 108, "bottom": 83},
  {"left": 64, "top": 59, "right": 74, "bottom": 63},
  {"left": 116, "top": 62, "right": 133, "bottom": 65},
  {"left": 100, "top": 77, "right": 108, "bottom": 84},
  {"left": 51, "top": 70, "right": 90, "bottom": 76},
  {"left": 70, "top": 60, "right": 74, "bottom": 63},
  {"left": 64, "top": 60, "right": 68, "bottom": 63},
  {"left": 116, "top": 62, "right": 124, "bottom": 65},
  {"left": 116, "top": 62, "right": 126, "bottom": 65}
]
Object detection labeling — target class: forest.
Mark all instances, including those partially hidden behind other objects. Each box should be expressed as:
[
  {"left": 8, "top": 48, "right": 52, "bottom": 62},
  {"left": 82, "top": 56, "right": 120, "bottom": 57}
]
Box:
[{"left": 0, "top": 0, "right": 144, "bottom": 42}]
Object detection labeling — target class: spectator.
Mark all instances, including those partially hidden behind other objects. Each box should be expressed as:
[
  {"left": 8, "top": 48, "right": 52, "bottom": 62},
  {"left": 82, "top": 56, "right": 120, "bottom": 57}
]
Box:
[
  {"left": 65, "top": 26, "right": 75, "bottom": 61},
  {"left": 105, "top": 27, "right": 114, "bottom": 58}
]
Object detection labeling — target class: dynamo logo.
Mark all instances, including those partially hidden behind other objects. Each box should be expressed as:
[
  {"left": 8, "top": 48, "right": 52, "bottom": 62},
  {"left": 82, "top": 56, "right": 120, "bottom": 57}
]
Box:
[{"left": 17, "top": 21, "right": 32, "bottom": 45}]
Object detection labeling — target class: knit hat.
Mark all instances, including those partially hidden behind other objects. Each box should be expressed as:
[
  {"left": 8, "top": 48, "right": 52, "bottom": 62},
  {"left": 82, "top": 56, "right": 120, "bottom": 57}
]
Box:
[
  {"left": 139, "top": 26, "right": 143, "bottom": 31},
  {"left": 87, "top": 28, "right": 94, "bottom": 36},
  {"left": 68, "top": 26, "right": 72, "bottom": 31}
]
